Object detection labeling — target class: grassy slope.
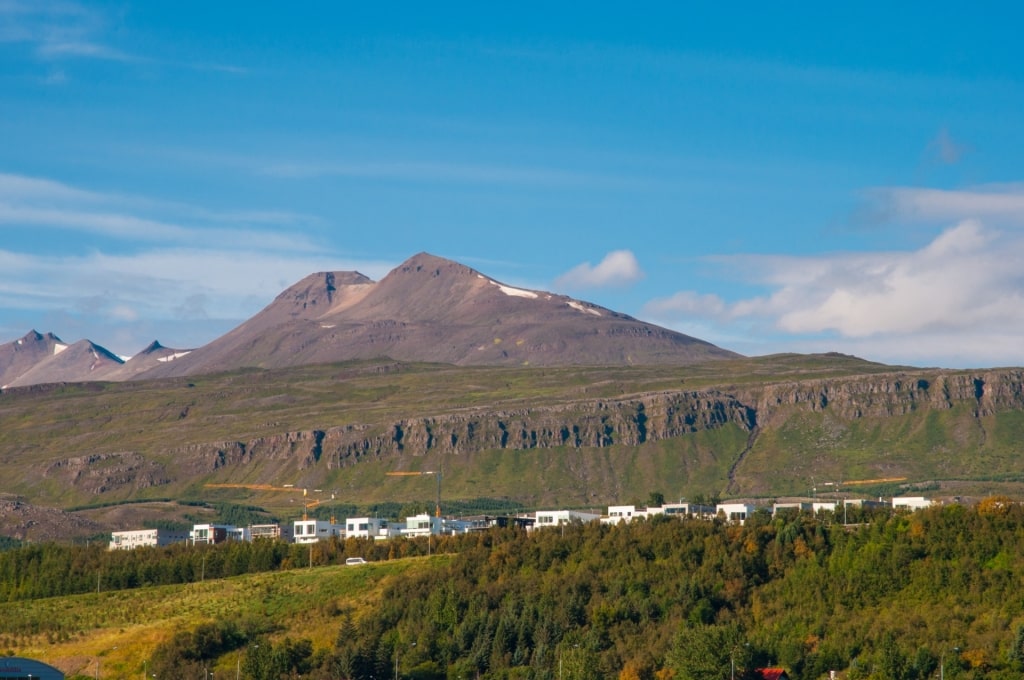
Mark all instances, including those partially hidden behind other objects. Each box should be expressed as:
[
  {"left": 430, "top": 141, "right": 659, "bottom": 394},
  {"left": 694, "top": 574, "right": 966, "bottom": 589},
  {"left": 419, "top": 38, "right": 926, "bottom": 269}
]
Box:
[
  {"left": 3, "top": 354, "right": 1023, "bottom": 519},
  {"left": 0, "top": 556, "right": 432, "bottom": 679}
]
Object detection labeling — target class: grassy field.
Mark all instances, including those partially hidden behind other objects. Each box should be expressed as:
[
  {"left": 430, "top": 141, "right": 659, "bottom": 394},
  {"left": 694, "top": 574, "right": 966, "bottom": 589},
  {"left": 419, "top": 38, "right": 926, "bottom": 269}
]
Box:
[
  {"left": 3, "top": 353, "right": 1023, "bottom": 530},
  {"left": 0, "top": 555, "right": 435, "bottom": 679}
]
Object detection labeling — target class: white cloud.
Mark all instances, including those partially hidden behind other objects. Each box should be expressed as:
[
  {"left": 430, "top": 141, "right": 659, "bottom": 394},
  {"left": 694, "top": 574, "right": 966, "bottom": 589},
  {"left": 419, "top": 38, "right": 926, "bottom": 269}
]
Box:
[
  {"left": 0, "top": 247, "right": 397, "bottom": 352},
  {"left": 554, "top": 250, "right": 644, "bottom": 290},
  {"left": 0, "top": 171, "right": 397, "bottom": 354},
  {"left": 644, "top": 220, "right": 1024, "bottom": 367},
  {"left": 0, "top": 1, "right": 120, "bottom": 61},
  {"left": 644, "top": 291, "right": 726, "bottom": 318},
  {"left": 0, "top": 172, "right": 324, "bottom": 251},
  {"left": 865, "top": 184, "right": 1024, "bottom": 225},
  {"left": 770, "top": 221, "right": 1023, "bottom": 337}
]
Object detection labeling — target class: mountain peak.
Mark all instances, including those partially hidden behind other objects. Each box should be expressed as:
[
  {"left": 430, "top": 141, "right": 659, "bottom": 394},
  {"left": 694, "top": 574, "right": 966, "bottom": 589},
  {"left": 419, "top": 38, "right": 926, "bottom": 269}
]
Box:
[{"left": 7, "top": 254, "right": 741, "bottom": 385}]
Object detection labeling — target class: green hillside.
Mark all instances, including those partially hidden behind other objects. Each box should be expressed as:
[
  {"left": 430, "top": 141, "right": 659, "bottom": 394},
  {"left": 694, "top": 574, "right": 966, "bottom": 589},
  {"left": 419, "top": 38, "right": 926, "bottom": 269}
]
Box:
[
  {"left": 4, "top": 502, "right": 1024, "bottom": 679},
  {"left": 2, "top": 354, "right": 1024, "bottom": 536}
]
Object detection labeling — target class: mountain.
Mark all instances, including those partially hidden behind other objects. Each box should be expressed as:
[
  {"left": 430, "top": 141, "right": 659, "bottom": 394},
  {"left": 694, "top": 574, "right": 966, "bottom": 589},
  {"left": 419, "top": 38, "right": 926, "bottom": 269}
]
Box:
[
  {"left": 0, "top": 253, "right": 736, "bottom": 388},
  {"left": 0, "top": 330, "right": 65, "bottom": 388},
  {"left": 138, "top": 253, "right": 738, "bottom": 379},
  {"left": 0, "top": 332, "right": 195, "bottom": 388},
  {"left": 5, "top": 338, "right": 124, "bottom": 388},
  {"left": 98, "top": 340, "right": 194, "bottom": 382}
]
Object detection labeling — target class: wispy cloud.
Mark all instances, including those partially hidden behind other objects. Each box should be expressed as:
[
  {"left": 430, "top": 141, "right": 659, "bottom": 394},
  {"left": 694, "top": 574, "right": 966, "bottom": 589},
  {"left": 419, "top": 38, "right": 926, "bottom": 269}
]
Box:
[
  {"left": 554, "top": 250, "right": 645, "bottom": 290},
  {"left": 0, "top": 172, "right": 323, "bottom": 250},
  {"left": 36, "top": 39, "right": 133, "bottom": 61},
  {"left": 862, "top": 184, "right": 1024, "bottom": 227},
  {"left": 0, "top": 1, "right": 248, "bottom": 74},
  {"left": 644, "top": 220, "right": 1024, "bottom": 367},
  {"left": 0, "top": 1, "right": 125, "bottom": 61},
  {"left": 0, "top": 246, "right": 397, "bottom": 352},
  {"left": 0, "top": 170, "right": 401, "bottom": 352}
]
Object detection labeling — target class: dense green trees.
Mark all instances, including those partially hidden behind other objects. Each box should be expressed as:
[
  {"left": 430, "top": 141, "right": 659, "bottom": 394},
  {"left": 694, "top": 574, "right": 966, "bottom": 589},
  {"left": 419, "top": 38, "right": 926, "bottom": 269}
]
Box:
[
  {"left": 313, "top": 504, "right": 1024, "bottom": 679},
  {"left": 8, "top": 502, "right": 1024, "bottom": 678}
]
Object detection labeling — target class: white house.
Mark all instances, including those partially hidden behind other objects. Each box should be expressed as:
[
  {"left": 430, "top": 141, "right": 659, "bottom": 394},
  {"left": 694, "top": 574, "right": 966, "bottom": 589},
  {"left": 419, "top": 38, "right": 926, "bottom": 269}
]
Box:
[
  {"left": 190, "top": 524, "right": 241, "bottom": 545},
  {"left": 653, "top": 502, "right": 717, "bottom": 519},
  {"left": 109, "top": 528, "right": 189, "bottom": 550},
  {"left": 533, "top": 509, "right": 601, "bottom": 530},
  {"left": 843, "top": 498, "right": 889, "bottom": 511},
  {"left": 401, "top": 513, "right": 443, "bottom": 537},
  {"left": 892, "top": 496, "right": 933, "bottom": 511},
  {"left": 602, "top": 505, "right": 640, "bottom": 525},
  {"left": 344, "top": 516, "right": 388, "bottom": 539},
  {"left": 293, "top": 519, "right": 343, "bottom": 544},
  {"left": 772, "top": 502, "right": 813, "bottom": 516},
  {"left": 716, "top": 503, "right": 758, "bottom": 524}
]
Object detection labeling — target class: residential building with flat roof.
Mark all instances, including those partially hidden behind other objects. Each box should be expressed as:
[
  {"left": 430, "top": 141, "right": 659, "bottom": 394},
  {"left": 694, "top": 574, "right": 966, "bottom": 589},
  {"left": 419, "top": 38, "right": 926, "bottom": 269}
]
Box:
[{"left": 109, "top": 528, "right": 189, "bottom": 550}]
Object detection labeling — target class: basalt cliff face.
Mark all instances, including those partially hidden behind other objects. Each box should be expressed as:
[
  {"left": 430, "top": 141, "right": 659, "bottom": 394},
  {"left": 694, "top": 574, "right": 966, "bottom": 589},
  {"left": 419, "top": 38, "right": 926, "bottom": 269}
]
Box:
[{"left": 47, "top": 368, "right": 1022, "bottom": 499}]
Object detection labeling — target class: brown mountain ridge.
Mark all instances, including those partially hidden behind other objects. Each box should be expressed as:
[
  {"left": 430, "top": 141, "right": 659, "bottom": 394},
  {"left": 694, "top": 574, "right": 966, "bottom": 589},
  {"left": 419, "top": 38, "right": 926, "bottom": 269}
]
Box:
[{"left": 0, "top": 253, "right": 738, "bottom": 388}]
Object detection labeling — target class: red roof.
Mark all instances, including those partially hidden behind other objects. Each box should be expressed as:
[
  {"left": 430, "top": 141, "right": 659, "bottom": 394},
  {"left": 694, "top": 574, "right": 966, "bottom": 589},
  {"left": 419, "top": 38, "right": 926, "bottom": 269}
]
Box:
[{"left": 758, "top": 670, "right": 789, "bottom": 680}]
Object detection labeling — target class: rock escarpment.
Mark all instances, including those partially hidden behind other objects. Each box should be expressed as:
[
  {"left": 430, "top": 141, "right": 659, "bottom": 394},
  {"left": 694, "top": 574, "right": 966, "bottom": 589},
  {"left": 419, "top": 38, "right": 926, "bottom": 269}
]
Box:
[
  {"left": 39, "top": 369, "right": 1024, "bottom": 497},
  {"left": 148, "top": 370, "right": 1024, "bottom": 474}
]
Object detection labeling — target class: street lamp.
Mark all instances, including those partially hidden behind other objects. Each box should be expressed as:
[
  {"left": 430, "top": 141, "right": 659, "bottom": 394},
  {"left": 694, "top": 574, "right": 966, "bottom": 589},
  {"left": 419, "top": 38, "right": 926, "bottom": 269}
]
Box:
[
  {"left": 731, "top": 643, "right": 749, "bottom": 680},
  {"left": 559, "top": 643, "right": 579, "bottom": 680},
  {"left": 395, "top": 641, "right": 416, "bottom": 680},
  {"left": 237, "top": 643, "right": 259, "bottom": 680},
  {"left": 941, "top": 647, "right": 960, "bottom": 680}
]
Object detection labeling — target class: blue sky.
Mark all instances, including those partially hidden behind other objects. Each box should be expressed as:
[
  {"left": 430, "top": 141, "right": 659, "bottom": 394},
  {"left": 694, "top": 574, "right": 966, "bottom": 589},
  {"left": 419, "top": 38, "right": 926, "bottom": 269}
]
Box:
[{"left": 2, "top": 3, "right": 1023, "bottom": 367}]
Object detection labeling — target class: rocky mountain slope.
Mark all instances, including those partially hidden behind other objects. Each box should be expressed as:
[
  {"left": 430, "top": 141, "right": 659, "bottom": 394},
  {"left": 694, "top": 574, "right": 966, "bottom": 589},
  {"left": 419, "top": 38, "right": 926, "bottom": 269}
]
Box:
[
  {"left": 0, "top": 331, "right": 192, "bottom": 389},
  {"left": 137, "top": 253, "right": 738, "bottom": 379},
  {"left": 3, "top": 356, "right": 1023, "bottom": 522},
  {"left": 1, "top": 253, "right": 737, "bottom": 387}
]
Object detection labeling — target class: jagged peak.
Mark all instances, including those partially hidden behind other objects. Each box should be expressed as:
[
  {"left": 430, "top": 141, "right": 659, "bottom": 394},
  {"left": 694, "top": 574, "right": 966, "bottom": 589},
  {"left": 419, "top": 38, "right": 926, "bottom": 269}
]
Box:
[{"left": 18, "top": 330, "right": 62, "bottom": 344}]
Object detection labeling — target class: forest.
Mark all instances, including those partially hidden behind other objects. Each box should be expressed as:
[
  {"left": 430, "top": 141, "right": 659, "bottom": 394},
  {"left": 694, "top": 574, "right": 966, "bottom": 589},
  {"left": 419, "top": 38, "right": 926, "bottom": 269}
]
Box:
[{"left": 5, "top": 500, "right": 1024, "bottom": 679}]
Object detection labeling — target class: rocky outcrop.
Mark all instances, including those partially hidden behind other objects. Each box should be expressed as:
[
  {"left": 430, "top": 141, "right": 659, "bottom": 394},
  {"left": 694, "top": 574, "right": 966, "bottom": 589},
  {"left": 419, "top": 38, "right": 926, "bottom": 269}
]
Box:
[
  {"left": 740, "top": 370, "right": 1024, "bottom": 425},
  {"left": 42, "top": 452, "right": 170, "bottom": 495},
  {"left": 42, "top": 369, "right": 1024, "bottom": 496}
]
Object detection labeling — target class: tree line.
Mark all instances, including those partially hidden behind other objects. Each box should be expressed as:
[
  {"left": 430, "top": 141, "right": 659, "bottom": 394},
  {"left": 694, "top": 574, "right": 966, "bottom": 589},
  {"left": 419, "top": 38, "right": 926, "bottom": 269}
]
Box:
[
  {"left": 140, "top": 498, "right": 1024, "bottom": 679},
  {"left": 8, "top": 499, "right": 1024, "bottom": 678}
]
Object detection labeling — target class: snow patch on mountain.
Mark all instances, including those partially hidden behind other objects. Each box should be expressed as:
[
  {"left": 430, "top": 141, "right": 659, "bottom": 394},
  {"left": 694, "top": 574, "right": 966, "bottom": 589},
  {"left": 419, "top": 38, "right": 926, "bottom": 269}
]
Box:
[
  {"left": 567, "top": 300, "right": 602, "bottom": 317},
  {"left": 490, "top": 280, "right": 538, "bottom": 299},
  {"left": 157, "top": 351, "right": 191, "bottom": 363}
]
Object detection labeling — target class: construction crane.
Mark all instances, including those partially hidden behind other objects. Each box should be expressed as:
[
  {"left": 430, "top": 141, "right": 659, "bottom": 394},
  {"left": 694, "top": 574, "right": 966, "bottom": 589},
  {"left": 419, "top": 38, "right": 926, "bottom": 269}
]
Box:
[
  {"left": 838, "top": 477, "right": 908, "bottom": 487},
  {"left": 386, "top": 470, "right": 442, "bottom": 517}
]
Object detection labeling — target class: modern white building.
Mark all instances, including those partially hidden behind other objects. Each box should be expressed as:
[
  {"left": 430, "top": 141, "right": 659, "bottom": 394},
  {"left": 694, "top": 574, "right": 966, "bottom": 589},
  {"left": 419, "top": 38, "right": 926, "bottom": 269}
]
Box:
[
  {"left": 533, "top": 509, "right": 601, "bottom": 529},
  {"left": 772, "top": 502, "right": 813, "bottom": 516},
  {"left": 892, "top": 496, "right": 933, "bottom": 511},
  {"left": 108, "top": 528, "right": 189, "bottom": 550},
  {"left": 402, "top": 513, "right": 443, "bottom": 537},
  {"left": 716, "top": 503, "right": 758, "bottom": 524},
  {"left": 653, "top": 502, "right": 717, "bottom": 519},
  {"left": 843, "top": 498, "right": 889, "bottom": 511},
  {"left": 344, "top": 516, "right": 388, "bottom": 539},
  {"left": 190, "top": 524, "right": 243, "bottom": 545},
  {"left": 293, "top": 519, "right": 344, "bottom": 544},
  {"left": 602, "top": 505, "right": 640, "bottom": 524}
]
